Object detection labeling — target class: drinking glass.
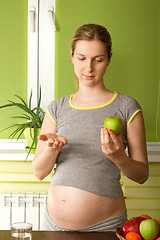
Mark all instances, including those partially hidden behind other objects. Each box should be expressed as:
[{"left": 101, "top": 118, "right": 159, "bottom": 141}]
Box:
[{"left": 11, "top": 222, "right": 32, "bottom": 240}]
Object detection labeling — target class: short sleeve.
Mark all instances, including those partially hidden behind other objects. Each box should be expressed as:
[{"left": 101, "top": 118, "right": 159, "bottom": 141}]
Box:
[
  {"left": 124, "top": 95, "right": 142, "bottom": 125},
  {"left": 46, "top": 100, "right": 58, "bottom": 125}
]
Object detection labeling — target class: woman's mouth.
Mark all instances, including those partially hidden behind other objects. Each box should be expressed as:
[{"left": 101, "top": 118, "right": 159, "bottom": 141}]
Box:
[{"left": 83, "top": 74, "right": 95, "bottom": 80}]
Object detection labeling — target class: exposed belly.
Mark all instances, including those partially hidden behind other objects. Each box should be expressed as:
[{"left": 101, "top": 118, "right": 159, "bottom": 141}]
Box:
[{"left": 47, "top": 186, "right": 126, "bottom": 229}]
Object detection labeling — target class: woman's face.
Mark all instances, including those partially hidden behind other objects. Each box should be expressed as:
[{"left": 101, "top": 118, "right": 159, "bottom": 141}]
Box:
[{"left": 71, "top": 40, "right": 110, "bottom": 88}]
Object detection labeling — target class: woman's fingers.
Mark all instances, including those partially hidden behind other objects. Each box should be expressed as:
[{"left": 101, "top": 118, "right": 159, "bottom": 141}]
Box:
[
  {"left": 101, "top": 127, "right": 124, "bottom": 160},
  {"left": 57, "top": 136, "right": 68, "bottom": 145},
  {"left": 47, "top": 138, "right": 55, "bottom": 147},
  {"left": 101, "top": 128, "right": 110, "bottom": 145},
  {"left": 38, "top": 133, "right": 68, "bottom": 148}
]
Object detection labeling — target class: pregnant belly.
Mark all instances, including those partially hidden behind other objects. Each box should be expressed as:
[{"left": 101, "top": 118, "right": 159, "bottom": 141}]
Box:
[{"left": 47, "top": 186, "right": 126, "bottom": 229}]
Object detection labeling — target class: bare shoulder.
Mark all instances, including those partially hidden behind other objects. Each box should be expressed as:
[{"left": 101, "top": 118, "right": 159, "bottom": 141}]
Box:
[
  {"left": 33, "top": 113, "right": 57, "bottom": 158},
  {"left": 40, "top": 112, "right": 57, "bottom": 134},
  {"left": 127, "top": 111, "right": 148, "bottom": 165}
]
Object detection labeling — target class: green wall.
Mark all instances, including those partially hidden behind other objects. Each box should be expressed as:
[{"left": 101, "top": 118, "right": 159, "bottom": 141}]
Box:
[
  {"left": 55, "top": 0, "right": 160, "bottom": 142},
  {"left": 0, "top": 0, "right": 160, "bottom": 141},
  {"left": 0, "top": 0, "right": 27, "bottom": 137}
]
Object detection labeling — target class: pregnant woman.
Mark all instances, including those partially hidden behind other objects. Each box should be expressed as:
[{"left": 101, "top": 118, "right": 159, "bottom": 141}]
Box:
[{"left": 32, "top": 24, "right": 148, "bottom": 232}]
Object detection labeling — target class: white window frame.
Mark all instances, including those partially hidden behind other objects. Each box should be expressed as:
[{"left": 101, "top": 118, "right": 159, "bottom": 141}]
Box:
[{"left": 27, "top": 0, "right": 56, "bottom": 110}]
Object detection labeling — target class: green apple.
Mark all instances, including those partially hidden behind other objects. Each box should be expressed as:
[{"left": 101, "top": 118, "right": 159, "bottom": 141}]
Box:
[
  {"left": 139, "top": 219, "right": 159, "bottom": 240},
  {"left": 104, "top": 116, "right": 122, "bottom": 135}
]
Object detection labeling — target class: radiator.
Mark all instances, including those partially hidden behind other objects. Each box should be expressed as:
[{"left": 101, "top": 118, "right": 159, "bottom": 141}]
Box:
[{"left": 0, "top": 192, "right": 47, "bottom": 230}]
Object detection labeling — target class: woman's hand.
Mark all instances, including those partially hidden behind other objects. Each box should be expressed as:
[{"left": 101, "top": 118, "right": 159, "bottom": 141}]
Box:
[
  {"left": 101, "top": 128, "right": 126, "bottom": 163},
  {"left": 101, "top": 111, "right": 149, "bottom": 184},
  {"left": 38, "top": 133, "right": 68, "bottom": 149},
  {"left": 33, "top": 133, "right": 68, "bottom": 180}
]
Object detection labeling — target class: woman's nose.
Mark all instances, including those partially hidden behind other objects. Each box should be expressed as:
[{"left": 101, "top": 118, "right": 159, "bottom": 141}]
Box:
[{"left": 86, "top": 60, "right": 93, "bottom": 72}]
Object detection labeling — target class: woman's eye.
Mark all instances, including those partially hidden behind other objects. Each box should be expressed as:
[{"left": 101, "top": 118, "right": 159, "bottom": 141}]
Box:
[
  {"left": 95, "top": 59, "right": 103, "bottom": 62},
  {"left": 78, "top": 58, "right": 85, "bottom": 61}
]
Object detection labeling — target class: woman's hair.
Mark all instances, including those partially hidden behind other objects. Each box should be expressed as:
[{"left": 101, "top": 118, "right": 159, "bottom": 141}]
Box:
[
  {"left": 71, "top": 24, "right": 112, "bottom": 60},
  {"left": 71, "top": 24, "right": 112, "bottom": 89}
]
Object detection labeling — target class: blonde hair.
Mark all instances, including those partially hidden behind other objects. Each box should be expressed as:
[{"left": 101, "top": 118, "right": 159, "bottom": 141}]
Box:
[{"left": 71, "top": 24, "right": 112, "bottom": 89}]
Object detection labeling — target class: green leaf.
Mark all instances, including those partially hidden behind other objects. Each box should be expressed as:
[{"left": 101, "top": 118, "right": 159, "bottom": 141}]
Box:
[
  {"left": 15, "top": 95, "right": 27, "bottom": 107},
  {"left": 0, "top": 103, "right": 16, "bottom": 109},
  {"left": 38, "top": 86, "right": 42, "bottom": 108},
  {"left": 29, "top": 90, "right": 32, "bottom": 110},
  {"left": 25, "top": 126, "right": 38, "bottom": 160}
]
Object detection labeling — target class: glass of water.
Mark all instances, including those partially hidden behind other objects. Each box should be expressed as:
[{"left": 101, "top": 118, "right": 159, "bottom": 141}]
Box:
[{"left": 11, "top": 222, "right": 32, "bottom": 240}]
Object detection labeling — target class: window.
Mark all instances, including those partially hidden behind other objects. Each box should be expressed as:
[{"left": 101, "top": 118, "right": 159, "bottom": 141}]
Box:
[
  {"left": 0, "top": 0, "right": 56, "bottom": 160},
  {"left": 28, "top": 0, "right": 56, "bottom": 110}
]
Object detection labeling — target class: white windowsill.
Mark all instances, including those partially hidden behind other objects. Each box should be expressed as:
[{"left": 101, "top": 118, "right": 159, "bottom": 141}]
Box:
[
  {"left": 146, "top": 142, "right": 160, "bottom": 162},
  {"left": 0, "top": 139, "right": 34, "bottom": 161},
  {"left": 0, "top": 139, "right": 159, "bottom": 162}
]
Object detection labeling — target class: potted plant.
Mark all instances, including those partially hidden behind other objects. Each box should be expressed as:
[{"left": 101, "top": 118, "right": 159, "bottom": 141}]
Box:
[{"left": 0, "top": 88, "right": 45, "bottom": 159}]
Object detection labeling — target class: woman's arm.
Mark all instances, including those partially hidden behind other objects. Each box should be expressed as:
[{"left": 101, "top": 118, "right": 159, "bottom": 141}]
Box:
[
  {"left": 101, "top": 111, "right": 149, "bottom": 184},
  {"left": 32, "top": 113, "right": 68, "bottom": 180}
]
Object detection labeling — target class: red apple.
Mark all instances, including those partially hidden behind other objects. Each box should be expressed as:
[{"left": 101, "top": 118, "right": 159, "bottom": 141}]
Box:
[
  {"left": 122, "top": 217, "right": 146, "bottom": 237},
  {"left": 139, "top": 214, "right": 152, "bottom": 219}
]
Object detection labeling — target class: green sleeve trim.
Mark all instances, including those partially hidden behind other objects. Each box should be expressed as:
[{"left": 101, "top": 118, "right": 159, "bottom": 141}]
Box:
[
  {"left": 46, "top": 109, "right": 57, "bottom": 125},
  {"left": 127, "top": 109, "right": 142, "bottom": 126}
]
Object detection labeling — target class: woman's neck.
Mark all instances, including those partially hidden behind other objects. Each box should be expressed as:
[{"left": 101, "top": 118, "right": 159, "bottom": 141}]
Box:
[{"left": 72, "top": 85, "right": 114, "bottom": 108}]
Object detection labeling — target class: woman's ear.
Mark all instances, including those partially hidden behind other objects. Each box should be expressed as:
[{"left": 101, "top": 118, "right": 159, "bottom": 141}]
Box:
[
  {"left": 107, "top": 53, "right": 112, "bottom": 66},
  {"left": 109, "top": 53, "right": 112, "bottom": 62},
  {"left": 70, "top": 50, "right": 74, "bottom": 64}
]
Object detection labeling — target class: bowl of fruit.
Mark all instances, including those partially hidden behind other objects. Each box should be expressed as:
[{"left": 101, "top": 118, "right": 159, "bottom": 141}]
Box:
[{"left": 116, "top": 215, "right": 160, "bottom": 240}]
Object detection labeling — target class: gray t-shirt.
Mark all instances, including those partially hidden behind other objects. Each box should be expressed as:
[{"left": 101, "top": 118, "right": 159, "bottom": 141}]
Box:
[{"left": 46, "top": 91, "right": 141, "bottom": 198}]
